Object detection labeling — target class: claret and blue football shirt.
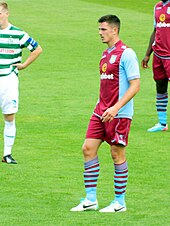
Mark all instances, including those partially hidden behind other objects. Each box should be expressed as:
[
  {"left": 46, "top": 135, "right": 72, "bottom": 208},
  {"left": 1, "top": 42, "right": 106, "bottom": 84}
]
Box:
[{"left": 94, "top": 40, "right": 140, "bottom": 119}]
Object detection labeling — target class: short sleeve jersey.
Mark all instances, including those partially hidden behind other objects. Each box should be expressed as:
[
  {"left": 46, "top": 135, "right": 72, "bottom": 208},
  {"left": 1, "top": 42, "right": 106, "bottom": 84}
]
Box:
[
  {"left": 0, "top": 23, "right": 38, "bottom": 76},
  {"left": 153, "top": 1, "right": 170, "bottom": 57},
  {"left": 94, "top": 40, "right": 140, "bottom": 119}
]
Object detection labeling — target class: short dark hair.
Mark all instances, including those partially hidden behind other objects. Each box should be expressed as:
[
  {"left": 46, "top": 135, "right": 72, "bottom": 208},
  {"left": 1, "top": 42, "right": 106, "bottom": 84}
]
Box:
[{"left": 98, "top": 15, "right": 120, "bottom": 32}]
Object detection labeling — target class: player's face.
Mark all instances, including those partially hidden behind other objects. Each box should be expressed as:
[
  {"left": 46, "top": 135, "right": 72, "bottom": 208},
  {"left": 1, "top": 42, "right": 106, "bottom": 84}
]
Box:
[
  {"left": 0, "top": 6, "right": 9, "bottom": 29},
  {"left": 98, "top": 22, "right": 118, "bottom": 46}
]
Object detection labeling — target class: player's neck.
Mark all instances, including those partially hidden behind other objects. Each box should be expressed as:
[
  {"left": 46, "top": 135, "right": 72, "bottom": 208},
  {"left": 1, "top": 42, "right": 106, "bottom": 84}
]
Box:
[
  {"left": 0, "top": 21, "right": 9, "bottom": 30},
  {"left": 108, "top": 38, "right": 120, "bottom": 48}
]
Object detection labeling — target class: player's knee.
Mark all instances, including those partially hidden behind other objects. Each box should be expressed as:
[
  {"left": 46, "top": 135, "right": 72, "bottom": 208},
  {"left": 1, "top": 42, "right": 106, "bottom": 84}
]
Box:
[
  {"left": 82, "top": 143, "right": 89, "bottom": 155},
  {"left": 82, "top": 143, "right": 94, "bottom": 159},
  {"left": 111, "top": 151, "right": 119, "bottom": 162},
  {"left": 111, "top": 144, "right": 125, "bottom": 163}
]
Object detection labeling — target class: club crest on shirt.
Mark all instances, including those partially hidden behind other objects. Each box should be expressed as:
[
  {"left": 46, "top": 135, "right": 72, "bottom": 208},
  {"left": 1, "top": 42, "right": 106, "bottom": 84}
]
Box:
[
  {"left": 167, "top": 7, "right": 170, "bottom": 14},
  {"left": 8, "top": 36, "right": 14, "bottom": 44},
  {"left": 109, "top": 55, "right": 117, "bottom": 64}
]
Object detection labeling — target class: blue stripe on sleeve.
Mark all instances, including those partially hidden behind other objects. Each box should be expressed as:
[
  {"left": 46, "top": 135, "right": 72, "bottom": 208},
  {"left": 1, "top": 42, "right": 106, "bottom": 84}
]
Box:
[{"left": 27, "top": 37, "right": 38, "bottom": 48}]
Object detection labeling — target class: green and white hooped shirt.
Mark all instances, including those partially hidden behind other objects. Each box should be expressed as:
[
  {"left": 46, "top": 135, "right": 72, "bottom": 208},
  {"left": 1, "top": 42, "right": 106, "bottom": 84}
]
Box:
[{"left": 0, "top": 23, "right": 38, "bottom": 76}]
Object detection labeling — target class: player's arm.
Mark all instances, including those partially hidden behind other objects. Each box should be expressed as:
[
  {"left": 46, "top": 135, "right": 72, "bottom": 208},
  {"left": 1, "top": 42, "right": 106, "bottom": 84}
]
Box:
[
  {"left": 141, "top": 28, "right": 156, "bottom": 69},
  {"left": 101, "top": 79, "right": 140, "bottom": 122},
  {"left": 13, "top": 45, "right": 42, "bottom": 70},
  {"left": 142, "top": 4, "right": 157, "bottom": 69}
]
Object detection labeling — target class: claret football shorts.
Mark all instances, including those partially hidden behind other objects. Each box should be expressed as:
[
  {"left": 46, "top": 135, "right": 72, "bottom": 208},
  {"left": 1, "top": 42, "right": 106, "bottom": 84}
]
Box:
[
  {"left": 86, "top": 114, "right": 132, "bottom": 146},
  {"left": 153, "top": 54, "right": 170, "bottom": 81},
  {"left": 0, "top": 72, "right": 19, "bottom": 114}
]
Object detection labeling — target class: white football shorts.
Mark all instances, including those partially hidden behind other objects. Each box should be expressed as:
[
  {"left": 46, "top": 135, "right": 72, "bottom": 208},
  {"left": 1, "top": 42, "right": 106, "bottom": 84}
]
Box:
[{"left": 0, "top": 72, "right": 19, "bottom": 114}]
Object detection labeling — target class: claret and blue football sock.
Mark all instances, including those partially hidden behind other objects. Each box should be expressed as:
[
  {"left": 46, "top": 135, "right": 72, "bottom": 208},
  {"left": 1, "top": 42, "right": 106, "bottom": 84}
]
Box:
[
  {"left": 114, "top": 161, "right": 128, "bottom": 206},
  {"left": 156, "top": 93, "right": 168, "bottom": 126},
  {"left": 84, "top": 156, "right": 100, "bottom": 202}
]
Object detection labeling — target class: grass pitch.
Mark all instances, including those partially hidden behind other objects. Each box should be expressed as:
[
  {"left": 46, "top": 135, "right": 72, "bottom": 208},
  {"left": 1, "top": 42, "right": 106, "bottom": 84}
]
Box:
[{"left": 0, "top": 0, "right": 170, "bottom": 225}]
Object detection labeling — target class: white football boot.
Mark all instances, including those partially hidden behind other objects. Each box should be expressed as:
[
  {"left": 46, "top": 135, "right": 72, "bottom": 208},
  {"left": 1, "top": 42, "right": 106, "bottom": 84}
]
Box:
[
  {"left": 70, "top": 198, "right": 98, "bottom": 212},
  {"left": 99, "top": 200, "right": 126, "bottom": 213}
]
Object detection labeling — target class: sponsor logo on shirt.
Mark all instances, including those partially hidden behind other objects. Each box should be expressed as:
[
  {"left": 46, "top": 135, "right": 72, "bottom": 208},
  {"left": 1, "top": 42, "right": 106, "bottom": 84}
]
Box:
[
  {"left": 100, "top": 73, "right": 114, "bottom": 80},
  {"left": 159, "top": 14, "right": 166, "bottom": 21},
  {"left": 0, "top": 48, "right": 15, "bottom": 54},
  {"left": 157, "top": 22, "right": 170, "bottom": 27},
  {"left": 102, "top": 63, "right": 107, "bottom": 72}
]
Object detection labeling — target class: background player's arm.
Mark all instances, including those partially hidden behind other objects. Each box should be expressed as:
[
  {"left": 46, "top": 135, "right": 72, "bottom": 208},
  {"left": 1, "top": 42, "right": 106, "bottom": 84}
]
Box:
[
  {"left": 13, "top": 45, "right": 42, "bottom": 70},
  {"left": 101, "top": 78, "right": 140, "bottom": 122},
  {"left": 141, "top": 28, "right": 156, "bottom": 68}
]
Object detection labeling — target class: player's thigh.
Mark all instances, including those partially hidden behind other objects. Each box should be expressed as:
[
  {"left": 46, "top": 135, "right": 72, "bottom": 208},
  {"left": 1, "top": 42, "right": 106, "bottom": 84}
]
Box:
[
  {"left": 164, "top": 59, "right": 170, "bottom": 81},
  {"left": 0, "top": 74, "right": 19, "bottom": 114},
  {"left": 86, "top": 114, "right": 105, "bottom": 140},
  {"left": 153, "top": 54, "right": 166, "bottom": 80},
  {"left": 106, "top": 118, "right": 131, "bottom": 146}
]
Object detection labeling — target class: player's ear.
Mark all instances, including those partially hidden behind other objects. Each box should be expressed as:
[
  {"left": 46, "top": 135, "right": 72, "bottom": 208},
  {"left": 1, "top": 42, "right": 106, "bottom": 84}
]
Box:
[
  {"left": 112, "top": 26, "right": 118, "bottom": 34},
  {"left": 5, "top": 11, "right": 9, "bottom": 17}
]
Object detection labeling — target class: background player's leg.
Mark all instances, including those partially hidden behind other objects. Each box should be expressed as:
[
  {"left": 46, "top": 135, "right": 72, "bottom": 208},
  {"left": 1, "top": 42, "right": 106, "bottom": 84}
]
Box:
[
  {"left": 148, "top": 78, "right": 168, "bottom": 132},
  {"left": 156, "top": 79, "right": 168, "bottom": 125},
  {"left": 2, "top": 114, "right": 17, "bottom": 164}
]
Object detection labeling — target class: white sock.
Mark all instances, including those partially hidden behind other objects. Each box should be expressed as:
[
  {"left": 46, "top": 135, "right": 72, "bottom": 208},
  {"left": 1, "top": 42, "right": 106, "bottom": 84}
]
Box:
[{"left": 4, "top": 120, "right": 16, "bottom": 156}]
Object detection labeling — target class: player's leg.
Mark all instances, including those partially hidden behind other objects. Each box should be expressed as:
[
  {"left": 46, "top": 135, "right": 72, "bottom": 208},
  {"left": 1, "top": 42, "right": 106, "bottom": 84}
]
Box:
[
  {"left": 111, "top": 144, "right": 127, "bottom": 206},
  {"left": 82, "top": 138, "right": 102, "bottom": 201},
  {"left": 99, "top": 118, "right": 130, "bottom": 213},
  {"left": 100, "top": 144, "right": 127, "bottom": 212},
  {"left": 2, "top": 113, "right": 17, "bottom": 164},
  {"left": 70, "top": 138, "right": 102, "bottom": 211},
  {"left": 148, "top": 78, "right": 168, "bottom": 132},
  {"left": 148, "top": 55, "right": 168, "bottom": 132},
  {"left": 1, "top": 73, "right": 18, "bottom": 164},
  {"left": 156, "top": 79, "right": 168, "bottom": 125},
  {"left": 70, "top": 114, "right": 104, "bottom": 211}
]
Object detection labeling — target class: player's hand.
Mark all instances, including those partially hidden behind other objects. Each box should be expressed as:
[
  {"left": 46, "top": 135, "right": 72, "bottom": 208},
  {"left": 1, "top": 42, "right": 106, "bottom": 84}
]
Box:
[
  {"left": 101, "top": 106, "right": 118, "bottom": 122},
  {"left": 12, "top": 63, "right": 26, "bottom": 70},
  {"left": 141, "top": 56, "right": 150, "bottom": 69}
]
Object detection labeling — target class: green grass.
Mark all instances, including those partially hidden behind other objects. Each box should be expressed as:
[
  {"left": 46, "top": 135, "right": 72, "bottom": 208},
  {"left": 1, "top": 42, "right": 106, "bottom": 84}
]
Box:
[
  {"left": 0, "top": 0, "right": 170, "bottom": 225},
  {"left": 81, "top": 0, "right": 158, "bottom": 14}
]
